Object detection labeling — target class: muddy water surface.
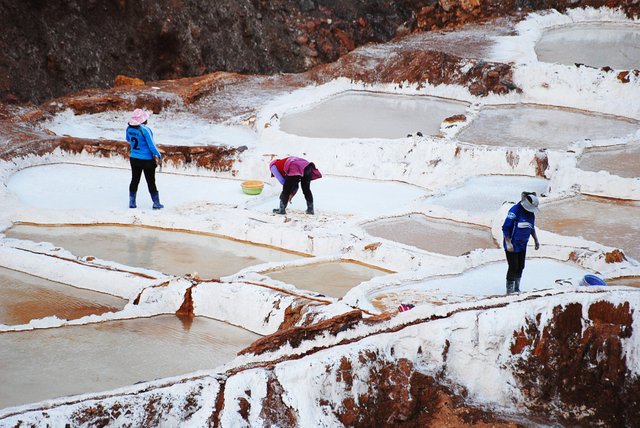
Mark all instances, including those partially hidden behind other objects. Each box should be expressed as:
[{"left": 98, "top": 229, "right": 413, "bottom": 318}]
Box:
[
  {"left": 279, "top": 91, "right": 469, "bottom": 139},
  {"left": 6, "top": 225, "right": 300, "bottom": 279},
  {"left": 458, "top": 105, "right": 638, "bottom": 149},
  {"left": 0, "top": 315, "right": 259, "bottom": 409},
  {"left": 607, "top": 277, "right": 640, "bottom": 288},
  {"left": 535, "top": 23, "right": 640, "bottom": 70},
  {"left": 578, "top": 145, "right": 640, "bottom": 178},
  {"left": 537, "top": 196, "right": 640, "bottom": 262},
  {"left": 0, "top": 268, "right": 125, "bottom": 326},
  {"left": 363, "top": 214, "right": 495, "bottom": 256},
  {"left": 265, "top": 261, "right": 390, "bottom": 298}
]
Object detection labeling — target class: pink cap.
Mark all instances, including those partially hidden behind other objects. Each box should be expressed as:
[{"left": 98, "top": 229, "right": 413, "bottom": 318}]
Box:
[{"left": 129, "top": 108, "right": 150, "bottom": 126}]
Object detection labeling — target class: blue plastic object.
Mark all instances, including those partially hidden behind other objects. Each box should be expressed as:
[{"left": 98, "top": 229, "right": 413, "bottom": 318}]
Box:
[{"left": 580, "top": 274, "right": 607, "bottom": 287}]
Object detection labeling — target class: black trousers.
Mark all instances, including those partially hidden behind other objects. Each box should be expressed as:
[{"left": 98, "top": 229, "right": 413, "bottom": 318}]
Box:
[
  {"left": 280, "top": 164, "right": 313, "bottom": 204},
  {"left": 129, "top": 158, "right": 158, "bottom": 194},
  {"left": 505, "top": 250, "right": 526, "bottom": 281}
]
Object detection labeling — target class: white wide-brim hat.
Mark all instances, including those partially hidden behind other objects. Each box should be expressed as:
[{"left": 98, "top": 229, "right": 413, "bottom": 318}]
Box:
[{"left": 521, "top": 193, "right": 540, "bottom": 212}]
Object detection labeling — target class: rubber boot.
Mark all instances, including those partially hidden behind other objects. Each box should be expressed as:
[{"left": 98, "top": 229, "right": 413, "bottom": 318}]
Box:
[
  {"left": 129, "top": 192, "right": 137, "bottom": 209},
  {"left": 305, "top": 200, "right": 314, "bottom": 215},
  {"left": 273, "top": 199, "right": 286, "bottom": 215},
  {"left": 151, "top": 192, "right": 164, "bottom": 210},
  {"left": 506, "top": 280, "right": 516, "bottom": 295},
  {"left": 514, "top": 278, "right": 521, "bottom": 293}
]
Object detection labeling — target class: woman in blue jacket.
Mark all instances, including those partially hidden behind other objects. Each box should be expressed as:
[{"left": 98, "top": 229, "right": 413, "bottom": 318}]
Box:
[
  {"left": 125, "top": 109, "right": 163, "bottom": 209},
  {"left": 502, "top": 191, "right": 540, "bottom": 294}
]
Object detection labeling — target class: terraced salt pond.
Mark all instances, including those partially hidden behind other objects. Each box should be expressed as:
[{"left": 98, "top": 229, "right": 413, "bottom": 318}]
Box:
[
  {"left": 457, "top": 105, "right": 638, "bottom": 150},
  {"left": 536, "top": 196, "right": 640, "bottom": 262},
  {"left": 279, "top": 91, "right": 469, "bottom": 139},
  {"left": 535, "top": 23, "right": 640, "bottom": 70},
  {"left": 265, "top": 261, "right": 390, "bottom": 298},
  {"left": 8, "top": 164, "right": 256, "bottom": 210},
  {"left": 0, "top": 267, "right": 125, "bottom": 326},
  {"left": 370, "top": 259, "right": 589, "bottom": 309},
  {"left": 577, "top": 144, "right": 640, "bottom": 178},
  {"left": 425, "top": 175, "right": 549, "bottom": 214},
  {"left": 6, "top": 225, "right": 300, "bottom": 279},
  {"left": 362, "top": 214, "right": 495, "bottom": 256},
  {"left": 0, "top": 315, "right": 259, "bottom": 409},
  {"left": 39, "top": 109, "right": 258, "bottom": 147},
  {"left": 252, "top": 175, "right": 430, "bottom": 217}
]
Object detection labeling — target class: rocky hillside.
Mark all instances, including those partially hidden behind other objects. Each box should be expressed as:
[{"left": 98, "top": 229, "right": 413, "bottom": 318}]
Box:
[{"left": 2, "top": 0, "right": 638, "bottom": 104}]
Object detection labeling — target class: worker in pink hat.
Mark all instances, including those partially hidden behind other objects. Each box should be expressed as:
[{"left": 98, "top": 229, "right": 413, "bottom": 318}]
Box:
[{"left": 125, "top": 108, "right": 164, "bottom": 209}]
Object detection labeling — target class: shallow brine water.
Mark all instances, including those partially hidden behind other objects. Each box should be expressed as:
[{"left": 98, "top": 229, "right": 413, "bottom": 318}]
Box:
[
  {"left": 607, "top": 276, "right": 640, "bottom": 288},
  {"left": 457, "top": 105, "right": 638, "bottom": 150},
  {"left": 8, "top": 163, "right": 258, "bottom": 211},
  {"left": 362, "top": 214, "right": 495, "bottom": 256},
  {"left": 38, "top": 109, "right": 258, "bottom": 147},
  {"left": 279, "top": 91, "right": 469, "bottom": 139},
  {"left": 251, "top": 175, "right": 430, "bottom": 217},
  {"left": 537, "top": 196, "right": 640, "bottom": 262},
  {"left": 0, "top": 315, "right": 259, "bottom": 409},
  {"left": 265, "top": 261, "right": 390, "bottom": 298},
  {"left": 6, "top": 225, "right": 300, "bottom": 279},
  {"left": 535, "top": 23, "right": 640, "bottom": 70},
  {"left": 577, "top": 144, "right": 640, "bottom": 178},
  {"left": 425, "top": 175, "right": 549, "bottom": 214},
  {"left": 0, "top": 267, "right": 125, "bottom": 326},
  {"left": 370, "top": 259, "right": 589, "bottom": 310}
]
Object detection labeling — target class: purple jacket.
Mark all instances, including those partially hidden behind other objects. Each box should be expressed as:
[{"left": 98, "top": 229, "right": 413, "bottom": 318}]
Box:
[{"left": 270, "top": 157, "right": 322, "bottom": 185}]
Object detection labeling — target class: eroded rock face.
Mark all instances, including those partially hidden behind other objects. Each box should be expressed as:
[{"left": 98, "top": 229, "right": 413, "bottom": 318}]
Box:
[
  {"left": 0, "top": 135, "right": 241, "bottom": 171},
  {"left": 2, "top": 0, "right": 639, "bottom": 104},
  {"left": 511, "top": 301, "right": 639, "bottom": 426},
  {"left": 0, "top": 0, "right": 422, "bottom": 103}
]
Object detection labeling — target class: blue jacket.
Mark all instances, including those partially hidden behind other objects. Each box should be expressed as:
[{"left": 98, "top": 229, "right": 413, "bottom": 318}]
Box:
[
  {"left": 502, "top": 202, "right": 536, "bottom": 253},
  {"left": 126, "top": 124, "right": 161, "bottom": 160}
]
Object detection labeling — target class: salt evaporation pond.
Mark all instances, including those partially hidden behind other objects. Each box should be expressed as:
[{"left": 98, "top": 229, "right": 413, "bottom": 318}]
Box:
[
  {"left": 279, "top": 91, "right": 469, "bottom": 139},
  {"left": 607, "top": 276, "right": 640, "bottom": 288},
  {"left": 265, "top": 261, "right": 390, "bottom": 298},
  {"left": 457, "top": 105, "right": 638, "bottom": 150},
  {"left": 577, "top": 144, "right": 640, "bottom": 178},
  {"left": 0, "top": 267, "right": 125, "bottom": 326},
  {"left": 371, "top": 259, "right": 589, "bottom": 309},
  {"left": 251, "top": 175, "right": 429, "bottom": 217},
  {"left": 6, "top": 225, "right": 300, "bottom": 279},
  {"left": 536, "top": 196, "right": 640, "bottom": 262},
  {"left": 425, "top": 175, "right": 549, "bottom": 214},
  {"left": 0, "top": 315, "right": 259, "bottom": 409},
  {"left": 8, "top": 164, "right": 257, "bottom": 210},
  {"left": 40, "top": 109, "right": 258, "bottom": 147},
  {"left": 362, "top": 214, "right": 495, "bottom": 256},
  {"left": 535, "top": 23, "right": 640, "bottom": 70}
]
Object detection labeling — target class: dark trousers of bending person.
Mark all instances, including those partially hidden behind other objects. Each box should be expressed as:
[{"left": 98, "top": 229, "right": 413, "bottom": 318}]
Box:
[
  {"left": 505, "top": 250, "right": 526, "bottom": 284},
  {"left": 280, "top": 164, "right": 314, "bottom": 205},
  {"left": 129, "top": 158, "right": 158, "bottom": 194}
]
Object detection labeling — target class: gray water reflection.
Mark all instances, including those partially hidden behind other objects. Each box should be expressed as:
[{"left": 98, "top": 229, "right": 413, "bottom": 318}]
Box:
[
  {"left": 0, "top": 268, "right": 125, "bottom": 326},
  {"left": 578, "top": 145, "right": 640, "bottom": 178},
  {"left": 363, "top": 214, "right": 495, "bottom": 256},
  {"left": 535, "top": 23, "right": 640, "bottom": 70},
  {"left": 265, "top": 262, "right": 389, "bottom": 298},
  {"left": 279, "top": 91, "right": 469, "bottom": 139},
  {"left": 537, "top": 196, "right": 640, "bottom": 262},
  {"left": 458, "top": 105, "right": 638, "bottom": 150},
  {"left": 0, "top": 315, "right": 259, "bottom": 409},
  {"left": 6, "top": 225, "right": 300, "bottom": 279}
]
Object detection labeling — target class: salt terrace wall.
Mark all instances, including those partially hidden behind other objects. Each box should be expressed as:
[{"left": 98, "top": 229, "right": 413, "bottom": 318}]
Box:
[{"left": 2, "top": 289, "right": 638, "bottom": 427}]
